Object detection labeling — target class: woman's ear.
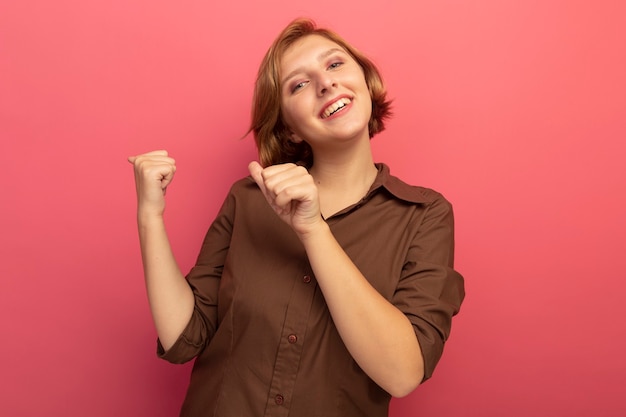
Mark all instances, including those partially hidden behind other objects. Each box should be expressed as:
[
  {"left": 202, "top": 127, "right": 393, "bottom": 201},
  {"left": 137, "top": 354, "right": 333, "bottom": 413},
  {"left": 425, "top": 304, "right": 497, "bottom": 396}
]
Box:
[
  {"left": 289, "top": 132, "right": 303, "bottom": 143},
  {"left": 282, "top": 119, "right": 303, "bottom": 143}
]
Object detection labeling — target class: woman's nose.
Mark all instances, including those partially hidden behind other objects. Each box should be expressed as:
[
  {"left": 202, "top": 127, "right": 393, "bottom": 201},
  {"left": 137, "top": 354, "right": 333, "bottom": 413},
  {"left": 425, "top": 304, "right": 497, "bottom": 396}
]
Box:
[{"left": 317, "top": 75, "right": 336, "bottom": 96}]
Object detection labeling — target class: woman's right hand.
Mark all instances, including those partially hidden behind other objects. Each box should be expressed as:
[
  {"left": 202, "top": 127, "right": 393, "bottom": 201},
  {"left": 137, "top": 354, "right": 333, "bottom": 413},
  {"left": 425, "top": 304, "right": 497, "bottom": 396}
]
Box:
[{"left": 128, "top": 150, "right": 177, "bottom": 217}]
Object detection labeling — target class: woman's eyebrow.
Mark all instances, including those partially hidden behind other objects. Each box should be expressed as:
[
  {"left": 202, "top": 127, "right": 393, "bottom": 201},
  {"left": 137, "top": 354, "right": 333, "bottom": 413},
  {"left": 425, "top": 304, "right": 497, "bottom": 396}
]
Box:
[{"left": 281, "top": 48, "right": 347, "bottom": 86}]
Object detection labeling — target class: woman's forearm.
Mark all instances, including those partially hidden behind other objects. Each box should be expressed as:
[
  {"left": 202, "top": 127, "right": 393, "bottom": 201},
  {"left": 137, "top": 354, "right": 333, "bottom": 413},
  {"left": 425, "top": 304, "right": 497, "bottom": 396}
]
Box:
[
  {"left": 299, "top": 222, "right": 424, "bottom": 397},
  {"left": 137, "top": 212, "right": 194, "bottom": 351}
]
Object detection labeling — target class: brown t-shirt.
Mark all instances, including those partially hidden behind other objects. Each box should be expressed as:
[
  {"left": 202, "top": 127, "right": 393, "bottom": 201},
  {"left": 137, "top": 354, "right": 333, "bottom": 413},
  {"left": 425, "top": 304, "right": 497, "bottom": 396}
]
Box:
[{"left": 159, "top": 163, "right": 465, "bottom": 417}]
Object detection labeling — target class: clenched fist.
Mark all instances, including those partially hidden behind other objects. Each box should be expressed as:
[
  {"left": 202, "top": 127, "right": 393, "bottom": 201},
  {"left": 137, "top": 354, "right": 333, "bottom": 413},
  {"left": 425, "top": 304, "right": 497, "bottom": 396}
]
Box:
[
  {"left": 248, "top": 161, "right": 325, "bottom": 237},
  {"left": 128, "top": 150, "right": 177, "bottom": 217}
]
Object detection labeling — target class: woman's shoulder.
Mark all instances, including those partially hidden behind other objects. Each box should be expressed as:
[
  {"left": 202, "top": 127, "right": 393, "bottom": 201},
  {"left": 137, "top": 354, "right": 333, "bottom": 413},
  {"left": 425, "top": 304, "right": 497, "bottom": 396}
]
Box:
[
  {"left": 377, "top": 163, "right": 450, "bottom": 207},
  {"left": 224, "top": 175, "right": 266, "bottom": 207},
  {"left": 229, "top": 175, "right": 257, "bottom": 192}
]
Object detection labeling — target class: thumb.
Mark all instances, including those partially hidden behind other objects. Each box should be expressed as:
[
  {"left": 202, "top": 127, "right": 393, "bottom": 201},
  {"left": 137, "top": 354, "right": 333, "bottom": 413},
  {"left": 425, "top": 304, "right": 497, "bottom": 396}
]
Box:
[
  {"left": 128, "top": 156, "right": 136, "bottom": 164},
  {"left": 248, "top": 161, "right": 265, "bottom": 191}
]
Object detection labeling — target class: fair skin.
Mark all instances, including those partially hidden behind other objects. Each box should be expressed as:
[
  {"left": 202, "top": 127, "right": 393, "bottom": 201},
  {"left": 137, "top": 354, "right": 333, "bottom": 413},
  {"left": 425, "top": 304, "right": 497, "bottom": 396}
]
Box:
[
  {"left": 129, "top": 34, "right": 423, "bottom": 397},
  {"left": 128, "top": 150, "right": 194, "bottom": 348}
]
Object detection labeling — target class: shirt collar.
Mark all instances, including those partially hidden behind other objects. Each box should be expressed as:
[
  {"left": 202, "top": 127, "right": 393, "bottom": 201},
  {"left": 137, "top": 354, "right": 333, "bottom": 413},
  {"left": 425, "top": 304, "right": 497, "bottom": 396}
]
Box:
[{"left": 370, "top": 163, "right": 433, "bottom": 204}]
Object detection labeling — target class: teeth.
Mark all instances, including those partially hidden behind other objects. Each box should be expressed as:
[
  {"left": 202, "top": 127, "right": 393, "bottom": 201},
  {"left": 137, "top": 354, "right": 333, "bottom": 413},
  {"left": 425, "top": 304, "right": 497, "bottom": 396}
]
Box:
[{"left": 322, "top": 98, "right": 351, "bottom": 118}]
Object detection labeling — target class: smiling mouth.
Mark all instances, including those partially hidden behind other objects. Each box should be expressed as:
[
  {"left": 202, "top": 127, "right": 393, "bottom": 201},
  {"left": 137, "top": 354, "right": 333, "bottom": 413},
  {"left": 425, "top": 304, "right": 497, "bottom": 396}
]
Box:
[{"left": 321, "top": 98, "right": 351, "bottom": 119}]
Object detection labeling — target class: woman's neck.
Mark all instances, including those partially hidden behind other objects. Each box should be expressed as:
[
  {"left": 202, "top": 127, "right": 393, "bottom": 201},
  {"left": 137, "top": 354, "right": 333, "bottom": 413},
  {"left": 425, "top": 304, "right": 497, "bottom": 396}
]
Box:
[
  {"left": 309, "top": 143, "right": 378, "bottom": 218},
  {"left": 308, "top": 134, "right": 376, "bottom": 185}
]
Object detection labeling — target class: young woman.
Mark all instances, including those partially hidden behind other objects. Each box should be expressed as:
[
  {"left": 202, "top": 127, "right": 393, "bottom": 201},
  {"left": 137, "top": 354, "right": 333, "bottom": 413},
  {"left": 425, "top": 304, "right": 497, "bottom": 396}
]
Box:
[{"left": 129, "top": 18, "right": 464, "bottom": 417}]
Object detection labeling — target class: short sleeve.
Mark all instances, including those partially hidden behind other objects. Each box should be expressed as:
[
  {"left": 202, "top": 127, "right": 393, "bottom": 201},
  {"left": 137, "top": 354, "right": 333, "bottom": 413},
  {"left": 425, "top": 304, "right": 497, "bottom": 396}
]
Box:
[
  {"left": 391, "top": 193, "right": 465, "bottom": 381},
  {"left": 158, "top": 189, "right": 235, "bottom": 364}
]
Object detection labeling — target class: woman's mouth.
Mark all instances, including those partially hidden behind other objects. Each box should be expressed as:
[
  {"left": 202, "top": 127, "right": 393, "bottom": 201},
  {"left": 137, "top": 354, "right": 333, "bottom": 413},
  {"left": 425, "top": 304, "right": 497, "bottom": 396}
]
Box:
[{"left": 321, "top": 97, "right": 352, "bottom": 119}]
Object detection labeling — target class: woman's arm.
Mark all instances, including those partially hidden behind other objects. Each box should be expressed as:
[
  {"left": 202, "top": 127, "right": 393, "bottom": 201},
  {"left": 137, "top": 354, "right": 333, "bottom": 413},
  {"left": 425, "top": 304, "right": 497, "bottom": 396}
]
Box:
[
  {"left": 129, "top": 150, "right": 194, "bottom": 350},
  {"left": 299, "top": 223, "right": 424, "bottom": 397},
  {"left": 248, "top": 162, "right": 423, "bottom": 397}
]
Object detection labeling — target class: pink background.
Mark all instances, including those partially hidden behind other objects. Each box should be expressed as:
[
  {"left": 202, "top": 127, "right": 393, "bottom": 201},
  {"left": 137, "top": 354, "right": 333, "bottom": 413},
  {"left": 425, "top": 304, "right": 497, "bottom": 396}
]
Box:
[{"left": 1, "top": 1, "right": 625, "bottom": 415}]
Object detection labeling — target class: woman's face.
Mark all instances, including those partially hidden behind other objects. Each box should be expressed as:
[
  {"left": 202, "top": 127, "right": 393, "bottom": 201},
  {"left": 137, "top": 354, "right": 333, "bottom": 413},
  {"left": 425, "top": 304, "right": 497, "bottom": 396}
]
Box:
[{"left": 279, "top": 35, "right": 372, "bottom": 150}]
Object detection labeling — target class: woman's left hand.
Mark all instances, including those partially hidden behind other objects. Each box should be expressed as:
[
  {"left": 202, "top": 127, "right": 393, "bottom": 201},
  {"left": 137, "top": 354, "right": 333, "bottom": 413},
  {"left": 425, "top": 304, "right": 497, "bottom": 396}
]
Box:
[{"left": 248, "top": 161, "right": 325, "bottom": 237}]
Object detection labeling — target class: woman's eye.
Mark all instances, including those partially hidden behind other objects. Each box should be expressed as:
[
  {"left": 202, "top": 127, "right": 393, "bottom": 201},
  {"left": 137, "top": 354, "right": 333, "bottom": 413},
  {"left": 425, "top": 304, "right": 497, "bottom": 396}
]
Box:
[
  {"left": 292, "top": 81, "right": 307, "bottom": 93},
  {"left": 328, "top": 61, "right": 344, "bottom": 70}
]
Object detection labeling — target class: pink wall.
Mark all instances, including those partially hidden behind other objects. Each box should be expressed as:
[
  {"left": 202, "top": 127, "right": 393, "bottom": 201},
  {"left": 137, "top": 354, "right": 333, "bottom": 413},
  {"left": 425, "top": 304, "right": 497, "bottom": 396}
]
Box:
[{"left": 1, "top": 1, "right": 625, "bottom": 415}]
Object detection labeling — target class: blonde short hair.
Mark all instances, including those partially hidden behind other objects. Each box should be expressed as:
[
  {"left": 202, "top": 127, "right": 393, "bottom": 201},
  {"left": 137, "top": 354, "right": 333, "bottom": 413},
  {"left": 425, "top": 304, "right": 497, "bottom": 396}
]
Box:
[{"left": 249, "top": 18, "right": 392, "bottom": 167}]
